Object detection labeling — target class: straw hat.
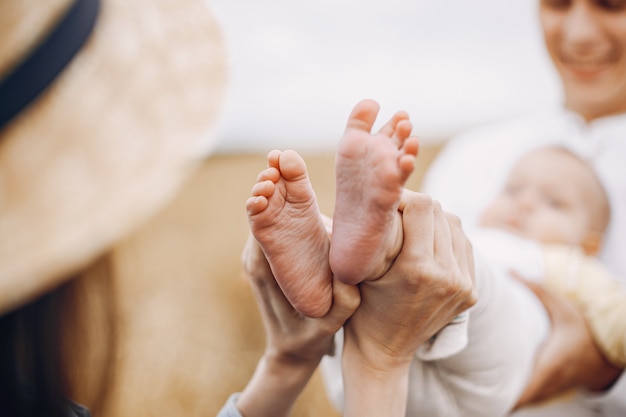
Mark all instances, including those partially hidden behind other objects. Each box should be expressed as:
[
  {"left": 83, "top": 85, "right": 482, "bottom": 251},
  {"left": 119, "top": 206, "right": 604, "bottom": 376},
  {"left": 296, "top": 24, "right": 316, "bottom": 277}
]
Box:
[{"left": 0, "top": 0, "right": 227, "bottom": 313}]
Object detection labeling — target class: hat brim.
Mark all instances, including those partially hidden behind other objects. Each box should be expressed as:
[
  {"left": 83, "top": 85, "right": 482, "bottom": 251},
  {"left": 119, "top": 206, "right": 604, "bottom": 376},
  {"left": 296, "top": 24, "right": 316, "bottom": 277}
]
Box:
[{"left": 0, "top": 0, "right": 228, "bottom": 313}]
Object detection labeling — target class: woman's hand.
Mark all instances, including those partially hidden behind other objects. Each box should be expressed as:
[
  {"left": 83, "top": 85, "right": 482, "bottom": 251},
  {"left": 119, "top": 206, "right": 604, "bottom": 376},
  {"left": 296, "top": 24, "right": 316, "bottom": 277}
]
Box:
[
  {"left": 246, "top": 233, "right": 359, "bottom": 363},
  {"left": 342, "top": 191, "right": 477, "bottom": 417},
  {"left": 237, "top": 235, "right": 360, "bottom": 417},
  {"left": 514, "top": 277, "right": 623, "bottom": 409}
]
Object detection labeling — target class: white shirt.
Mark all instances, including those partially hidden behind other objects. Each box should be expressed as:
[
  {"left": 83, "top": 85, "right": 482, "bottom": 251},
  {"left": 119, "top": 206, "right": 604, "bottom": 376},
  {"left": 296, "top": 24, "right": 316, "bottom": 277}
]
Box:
[{"left": 422, "top": 107, "right": 626, "bottom": 416}]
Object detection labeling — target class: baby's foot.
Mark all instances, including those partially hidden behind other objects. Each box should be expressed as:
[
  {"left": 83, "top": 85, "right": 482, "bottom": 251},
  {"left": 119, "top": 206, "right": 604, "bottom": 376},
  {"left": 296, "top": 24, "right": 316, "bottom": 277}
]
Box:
[
  {"left": 246, "top": 149, "right": 332, "bottom": 318},
  {"left": 330, "top": 99, "right": 418, "bottom": 285}
]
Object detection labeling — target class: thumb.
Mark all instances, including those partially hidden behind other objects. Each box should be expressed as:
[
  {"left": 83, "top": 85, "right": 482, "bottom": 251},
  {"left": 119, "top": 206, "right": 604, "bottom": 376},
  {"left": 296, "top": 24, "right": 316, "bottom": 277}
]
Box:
[{"left": 325, "top": 278, "right": 360, "bottom": 328}]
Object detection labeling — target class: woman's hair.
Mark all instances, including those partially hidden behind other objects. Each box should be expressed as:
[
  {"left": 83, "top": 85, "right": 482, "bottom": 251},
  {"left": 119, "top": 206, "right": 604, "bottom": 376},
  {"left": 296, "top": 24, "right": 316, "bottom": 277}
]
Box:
[
  {"left": 0, "top": 280, "right": 67, "bottom": 417},
  {"left": 0, "top": 256, "right": 117, "bottom": 416}
]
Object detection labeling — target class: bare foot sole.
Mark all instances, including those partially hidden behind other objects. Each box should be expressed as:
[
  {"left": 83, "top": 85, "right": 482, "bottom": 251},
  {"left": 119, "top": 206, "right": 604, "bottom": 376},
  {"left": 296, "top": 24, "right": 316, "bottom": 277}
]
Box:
[
  {"left": 330, "top": 99, "right": 418, "bottom": 285},
  {"left": 246, "top": 149, "right": 332, "bottom": 318}
]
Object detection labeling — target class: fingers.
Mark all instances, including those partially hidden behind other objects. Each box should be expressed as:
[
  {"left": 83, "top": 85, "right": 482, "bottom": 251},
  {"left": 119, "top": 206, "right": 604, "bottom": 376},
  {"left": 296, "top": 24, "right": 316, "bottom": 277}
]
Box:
[
  {"left": 428, "top": 207, "right": 476, "bottom": 316},
  {"left": 432, "top": 201, "right": 454, "bottom": 265},
  {"left": 243, "top": 232, "right": 356, "bottom": 335},
  {"left": 446, "top": 212, "right": 478, "bottom": 308},
  {"left": 241, "top": 234, "right": 271, "bottom": 280},
  {"left": 396, "top": 192, "right": 477, "bottom": 318},
  {"left": 242, "top": 235, "right": 299, "bottom": 330},
  {"left": 245, "top": 247, "right": 290, "bottom": 327},
  {"left": 325, "top": 278, "right": 360, "bottom": 329},
  {"left": 397, "top": 190, "right": 435, "bottom": 262}
]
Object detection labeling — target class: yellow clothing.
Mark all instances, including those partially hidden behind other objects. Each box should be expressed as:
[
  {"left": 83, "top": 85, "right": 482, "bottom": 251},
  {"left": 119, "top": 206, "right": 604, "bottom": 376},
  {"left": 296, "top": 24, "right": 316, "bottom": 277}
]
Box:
[{"left": 543, "top": 245, "right": 626, "bottom": 368}]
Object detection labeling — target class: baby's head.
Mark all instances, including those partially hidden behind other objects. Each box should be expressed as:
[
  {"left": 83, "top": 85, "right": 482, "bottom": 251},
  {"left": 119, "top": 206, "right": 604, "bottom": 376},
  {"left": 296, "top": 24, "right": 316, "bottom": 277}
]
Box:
[{"left": 479, "top": 146, "right": 610, "bottom": 255}]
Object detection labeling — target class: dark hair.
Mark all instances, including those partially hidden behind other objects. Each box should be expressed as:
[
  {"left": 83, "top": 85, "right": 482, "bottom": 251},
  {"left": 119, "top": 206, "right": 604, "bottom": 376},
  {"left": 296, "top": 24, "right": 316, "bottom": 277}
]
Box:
[
  {"left": 0, "top": 257, "right": 117, "bottom": 417},
  {"left": 0, "top": 283, "right": 68, "bottom": 417}
]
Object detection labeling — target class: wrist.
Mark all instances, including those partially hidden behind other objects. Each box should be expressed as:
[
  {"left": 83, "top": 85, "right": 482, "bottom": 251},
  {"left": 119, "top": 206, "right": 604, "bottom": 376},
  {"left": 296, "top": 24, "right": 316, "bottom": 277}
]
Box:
[
  {"left": 342, "top": 338, "right": 411, "bottom": 381},
  {"left": 342, "top": 338, "right": 411, "bottom": 417},
  {"left": 343, "top": 325, "right": 414, "bottom": 373},
  {"left": 237, "top": 352, "right": 320, "bottom": 417}
]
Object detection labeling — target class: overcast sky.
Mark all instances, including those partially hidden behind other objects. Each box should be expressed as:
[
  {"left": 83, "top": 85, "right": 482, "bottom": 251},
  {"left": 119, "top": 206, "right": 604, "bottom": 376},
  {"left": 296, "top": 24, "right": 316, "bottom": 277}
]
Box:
[{"left": 209, "top": 0, "right": 562, "bottom": 153}]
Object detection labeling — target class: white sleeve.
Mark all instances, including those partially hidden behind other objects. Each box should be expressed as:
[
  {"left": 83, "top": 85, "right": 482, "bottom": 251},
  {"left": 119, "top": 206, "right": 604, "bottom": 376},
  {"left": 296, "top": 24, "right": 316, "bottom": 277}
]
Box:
[
  {"left": 216, "top": 394, "right": 244, "bottom": 417},
  {"left": 405, "top": 252, "right": 549, "bottom": 417}
]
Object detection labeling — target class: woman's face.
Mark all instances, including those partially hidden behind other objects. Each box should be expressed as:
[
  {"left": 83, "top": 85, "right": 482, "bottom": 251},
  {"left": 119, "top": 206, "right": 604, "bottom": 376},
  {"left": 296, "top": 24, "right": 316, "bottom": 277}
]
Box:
[{"left": 540, "top": 0, "right": 626, "bottom": 120}]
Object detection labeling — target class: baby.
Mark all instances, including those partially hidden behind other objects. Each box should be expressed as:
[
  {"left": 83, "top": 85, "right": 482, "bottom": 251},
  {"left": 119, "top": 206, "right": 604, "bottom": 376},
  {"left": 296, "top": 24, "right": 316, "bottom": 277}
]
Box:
[
  {"left": 479, "top": 145, "right": 609, "bottom": 257},
  {"left": 477, "top": 145, "right": 623, "bottom": 370}
]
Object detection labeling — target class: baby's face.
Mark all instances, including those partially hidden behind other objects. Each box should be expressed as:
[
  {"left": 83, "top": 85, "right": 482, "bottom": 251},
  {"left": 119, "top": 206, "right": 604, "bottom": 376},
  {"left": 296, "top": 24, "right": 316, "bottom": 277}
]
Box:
[{"left": 480, "top": 147, "right": 608, "bottom": 248}]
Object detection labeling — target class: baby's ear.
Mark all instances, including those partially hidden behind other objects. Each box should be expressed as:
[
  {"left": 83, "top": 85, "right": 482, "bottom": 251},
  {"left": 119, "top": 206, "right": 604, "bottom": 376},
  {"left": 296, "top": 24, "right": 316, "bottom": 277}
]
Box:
[{"left": 582, "top": 232, "right": 603, "bottom": 256}]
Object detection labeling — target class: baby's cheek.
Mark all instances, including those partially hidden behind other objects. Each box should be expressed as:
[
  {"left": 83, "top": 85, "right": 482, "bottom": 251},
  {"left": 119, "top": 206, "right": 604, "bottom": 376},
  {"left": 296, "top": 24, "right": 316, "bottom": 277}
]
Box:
[{"left": 535, "top": 218, "right": 580, "bottom": 246}]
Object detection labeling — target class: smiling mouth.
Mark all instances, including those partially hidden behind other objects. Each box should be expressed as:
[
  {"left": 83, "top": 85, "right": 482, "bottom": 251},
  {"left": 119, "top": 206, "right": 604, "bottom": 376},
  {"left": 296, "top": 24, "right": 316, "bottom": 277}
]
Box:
[{"left": 560, "top": 55, "right": 613, "bottom": 78}]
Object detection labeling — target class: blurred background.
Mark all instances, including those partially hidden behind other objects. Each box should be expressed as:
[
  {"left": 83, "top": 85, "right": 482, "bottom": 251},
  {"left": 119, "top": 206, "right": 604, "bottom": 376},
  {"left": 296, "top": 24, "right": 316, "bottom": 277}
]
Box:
[
  {"left": 210, "top": 0, "right": 562, "bottom": 154},
  {"left": 96, "top": 3, "right": 569, "bottom": 415}
]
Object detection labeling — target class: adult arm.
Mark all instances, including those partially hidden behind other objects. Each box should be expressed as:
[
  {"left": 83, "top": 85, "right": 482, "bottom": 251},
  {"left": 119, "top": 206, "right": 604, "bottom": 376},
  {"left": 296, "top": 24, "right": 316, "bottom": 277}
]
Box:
[
  {"left": 514, "top": 278, "right": 623, "bottom": 409},
  {"left": 541, "top": 245, "right": 626, "bottom": 369},
  {"left": 218, "top": 235, "right": 360, "bottom": 417},
  {"left": 342, "top": 192, "right": 477, "bottom": 417}
]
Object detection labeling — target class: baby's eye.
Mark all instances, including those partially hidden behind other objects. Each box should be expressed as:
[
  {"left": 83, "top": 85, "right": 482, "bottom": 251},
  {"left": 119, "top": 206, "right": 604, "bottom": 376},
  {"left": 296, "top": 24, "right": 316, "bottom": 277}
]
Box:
[{"left": 545, "top": 196, "right": 566, "bottom": 210}]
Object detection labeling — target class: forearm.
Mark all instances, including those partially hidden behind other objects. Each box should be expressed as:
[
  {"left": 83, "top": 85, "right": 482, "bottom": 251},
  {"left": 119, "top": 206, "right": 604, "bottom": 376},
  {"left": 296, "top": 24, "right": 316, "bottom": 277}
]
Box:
[
  {"left": 237, "top": 353, "right": 320, "bottom": 417},
  {"left": 341, "top": 340, "right": 411, "bottom": 417}
]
